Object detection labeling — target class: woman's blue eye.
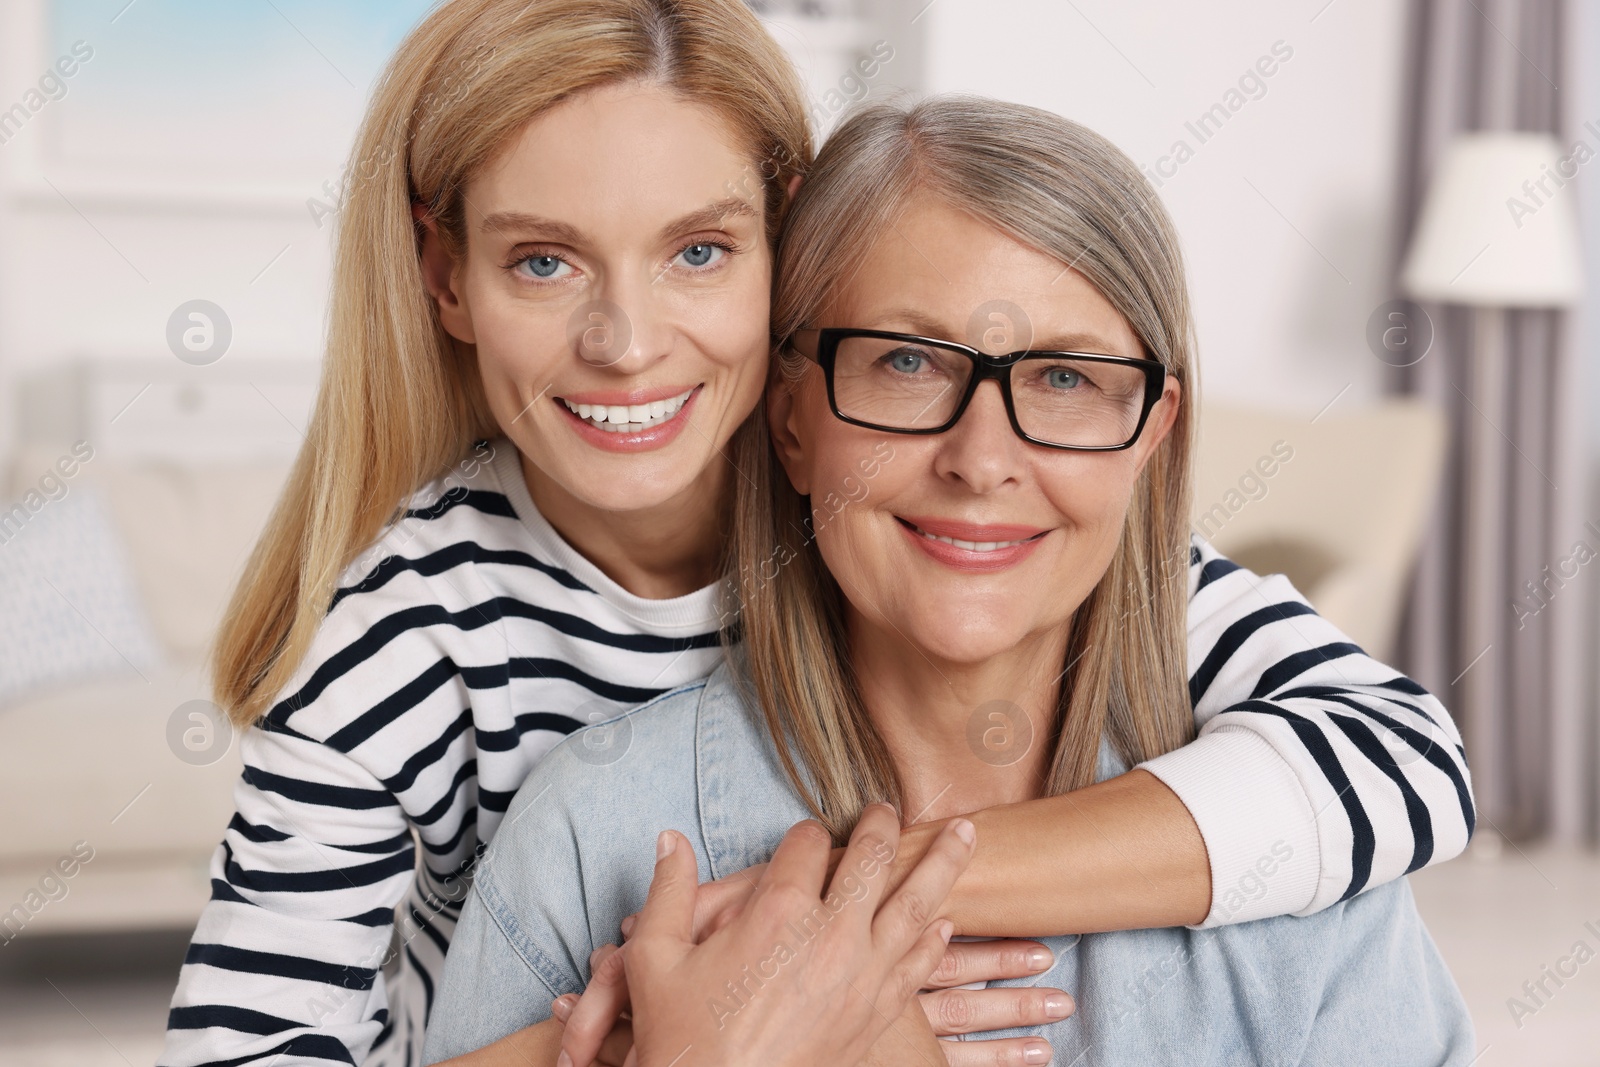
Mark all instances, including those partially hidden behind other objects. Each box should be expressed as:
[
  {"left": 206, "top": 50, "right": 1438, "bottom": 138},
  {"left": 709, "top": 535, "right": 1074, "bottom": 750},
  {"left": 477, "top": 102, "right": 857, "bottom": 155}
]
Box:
[
  {"left": 678, "top": 243, "right": 722, "bottom": 268},
  {"left": 889, "top": 350, "right": 927, "bottom": 374},
  {"left": 521, "top": 255, "right": 568, "bottom": 279},
  {"left": 1047, "top": 368, "right": 1082, "bottom": 389}
]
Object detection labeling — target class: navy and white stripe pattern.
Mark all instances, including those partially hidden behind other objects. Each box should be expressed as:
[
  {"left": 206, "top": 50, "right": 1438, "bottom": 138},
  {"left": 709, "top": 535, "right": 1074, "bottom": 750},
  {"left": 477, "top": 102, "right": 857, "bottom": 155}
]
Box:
[
  {"left": 1140, "top": 539, "right": 1473, "bottom": 927},
  {"left": 160, "top": 437, "right": 1474, "bottom": 1066}
]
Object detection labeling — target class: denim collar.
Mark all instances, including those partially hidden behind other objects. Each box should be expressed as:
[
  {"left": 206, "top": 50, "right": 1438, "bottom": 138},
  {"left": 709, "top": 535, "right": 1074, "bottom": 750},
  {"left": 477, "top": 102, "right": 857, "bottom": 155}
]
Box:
[
  {"left": 692, "top": 654, "right": 1130, "bottom": 880},
  {"left": 695, "top": 657, "right": 814, "bottom": 879}
]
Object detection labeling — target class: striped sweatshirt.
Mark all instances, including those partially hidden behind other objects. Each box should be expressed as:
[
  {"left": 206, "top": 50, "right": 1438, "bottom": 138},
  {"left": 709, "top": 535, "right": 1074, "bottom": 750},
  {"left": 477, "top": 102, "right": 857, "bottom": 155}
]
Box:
[{"left": 160, "top": 436, "right": 1475, "bottom": 1067}]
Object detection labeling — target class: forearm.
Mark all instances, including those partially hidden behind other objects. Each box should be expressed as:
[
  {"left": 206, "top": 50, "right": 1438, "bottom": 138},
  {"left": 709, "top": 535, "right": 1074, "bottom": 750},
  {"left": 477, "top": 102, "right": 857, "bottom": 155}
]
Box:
[
  {"left": 431, "top": 1019, "right": 563, "bottom": 1067},
  {"left": 895, "top": 769, "right": 1211, "bottom": 936}
]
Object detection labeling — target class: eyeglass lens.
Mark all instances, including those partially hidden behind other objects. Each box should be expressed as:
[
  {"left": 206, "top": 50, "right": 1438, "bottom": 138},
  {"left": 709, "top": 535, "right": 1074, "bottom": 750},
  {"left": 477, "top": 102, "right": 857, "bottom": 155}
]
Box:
[{"left": 830, "top": 335, "right": 1149, "bottom": 448}]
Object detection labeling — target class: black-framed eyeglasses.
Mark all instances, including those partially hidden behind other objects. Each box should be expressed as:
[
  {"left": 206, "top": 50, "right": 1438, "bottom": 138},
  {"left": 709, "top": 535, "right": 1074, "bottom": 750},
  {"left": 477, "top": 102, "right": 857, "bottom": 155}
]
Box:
[{"left": 785, "top": 328, "right": 1167, "bottom": 452}]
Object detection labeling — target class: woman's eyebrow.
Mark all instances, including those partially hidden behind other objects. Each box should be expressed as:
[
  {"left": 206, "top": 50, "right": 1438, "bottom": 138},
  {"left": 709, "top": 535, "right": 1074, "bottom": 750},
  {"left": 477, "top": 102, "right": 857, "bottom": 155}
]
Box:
[
  {"left": 873, "top": 308, "right": 1123, "bottom": 354},
  {"left": 476, "top": 197, "right": 757, "bottom": 245},
  {"left": 1031, "top": 332, "right": 1126, "bottom": 354},
  {"left": 477, "top": 211, "right": 584, "bottom": 244},
  {"left": 664, "top": 197, "right": 757, "bottom": 237}
]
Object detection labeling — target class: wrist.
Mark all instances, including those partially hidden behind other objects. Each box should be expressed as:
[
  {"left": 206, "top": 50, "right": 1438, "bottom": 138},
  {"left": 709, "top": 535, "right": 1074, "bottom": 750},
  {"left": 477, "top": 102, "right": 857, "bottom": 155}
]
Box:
[{"left": 893, "top": 818, "right": 961, "bottom": 927}]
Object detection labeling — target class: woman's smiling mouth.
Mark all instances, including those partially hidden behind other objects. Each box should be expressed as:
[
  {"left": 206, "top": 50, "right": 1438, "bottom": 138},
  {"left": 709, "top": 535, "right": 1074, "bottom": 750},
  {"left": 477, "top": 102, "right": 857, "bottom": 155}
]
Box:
[
  {"left": 558, "top": 385, "right": 698, "bottom": 433},
  {"left": 895, "top": 516, "right": 1049, "bottom": 571},
  {"left": 552, "top": 384, "right": 704, "bottom": 452}
]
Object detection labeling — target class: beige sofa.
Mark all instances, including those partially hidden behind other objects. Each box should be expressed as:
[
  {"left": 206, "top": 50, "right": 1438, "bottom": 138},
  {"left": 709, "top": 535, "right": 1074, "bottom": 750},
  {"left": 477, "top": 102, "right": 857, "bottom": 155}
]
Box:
[
  {"left": 0, "top": 450, "right": 294, "bottom": 937},
  {"left": 1191, "top": 398, "right": 1446, "bottom": 663},
  {"left": 0, "top": 358, "right": 305, "bottom": 939}
]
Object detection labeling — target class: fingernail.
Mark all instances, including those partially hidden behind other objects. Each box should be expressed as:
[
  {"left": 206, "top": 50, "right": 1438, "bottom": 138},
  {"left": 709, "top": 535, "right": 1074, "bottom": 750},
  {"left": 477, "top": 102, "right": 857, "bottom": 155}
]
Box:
[
  {"left": 1027, "top": 947, "right": 1053, "bottom": 971},
  {"left": 657, "top": 829, "right": 676, "bottom": 859},
  {"left": 557, "top": 1053, "right": 574, "bottom": 1067},
  {"left": 550, "top": 995, "right": 574, "bottom": 1022},
  {"left": 620, "top": 915, "right": 636, "bottom": 938},
  {"left": 950, "top": 818, "right": 976, "bottom": 846},
  {"left": 1022, "top": 1041, "right": 1052, "bottom": 1064},
  {"left": 1044, "top": 993, "right": 1072, "bottom": 1018},
  {"left": 938, "top": 919, "right": 955, "bottom": 943}
]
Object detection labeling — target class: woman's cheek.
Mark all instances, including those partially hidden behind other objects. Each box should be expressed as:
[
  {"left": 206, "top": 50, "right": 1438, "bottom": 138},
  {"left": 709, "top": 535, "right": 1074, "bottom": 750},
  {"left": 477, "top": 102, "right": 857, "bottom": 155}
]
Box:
[
  {"left": 1043, "top": 458, "right": 1132, "bottom": 530},
  {"left": 685, "top": 269, "right": 770, "bottom": 367},
  {"left": 812, "top": 507, "right": 880, "bottom": 604},
  {"left": 811, "top": 432, "right": 901, "bottom": 512}
]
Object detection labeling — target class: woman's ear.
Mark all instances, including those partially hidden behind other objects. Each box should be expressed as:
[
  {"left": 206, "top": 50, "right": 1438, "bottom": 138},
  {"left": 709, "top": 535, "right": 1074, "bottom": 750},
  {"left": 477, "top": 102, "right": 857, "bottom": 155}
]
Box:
[
  {"left": 786, "top": 174, "right": 803, "bottom": 202},
  {"left": 416, "top": 210, "right": 476, "bottom": 344},
  {"left": 766, "top": 366, "right": 814, "bottom": 497},
  {"left": 1132, "top": 376, "right": 1182, "bottom": 477}
]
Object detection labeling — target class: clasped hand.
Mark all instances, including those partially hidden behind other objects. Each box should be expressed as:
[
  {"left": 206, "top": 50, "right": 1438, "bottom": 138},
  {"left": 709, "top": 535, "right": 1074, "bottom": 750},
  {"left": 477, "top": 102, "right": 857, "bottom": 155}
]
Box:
[{"left": 552, "top": 804, "right": 1070, "bottom": 1067}]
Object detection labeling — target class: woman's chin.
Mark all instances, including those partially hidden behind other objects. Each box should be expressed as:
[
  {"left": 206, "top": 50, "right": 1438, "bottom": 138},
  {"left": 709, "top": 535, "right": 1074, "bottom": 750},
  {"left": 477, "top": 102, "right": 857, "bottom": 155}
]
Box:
[
  {"left": 523, "top": 442, "right": 713, "bottom": 516},
  {"left": 895, "top": 615, "right": 1039, "bottom": 668},
  {"left": 581, "top": 467, "right": 693, "bottom": 508}
]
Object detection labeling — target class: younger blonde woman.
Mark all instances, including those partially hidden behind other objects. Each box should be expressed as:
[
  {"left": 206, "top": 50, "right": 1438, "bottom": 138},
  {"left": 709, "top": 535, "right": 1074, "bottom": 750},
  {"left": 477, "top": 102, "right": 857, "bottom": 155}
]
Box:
[{"left": 162, "top": 2, "right": 1475, "bottom": 1065}]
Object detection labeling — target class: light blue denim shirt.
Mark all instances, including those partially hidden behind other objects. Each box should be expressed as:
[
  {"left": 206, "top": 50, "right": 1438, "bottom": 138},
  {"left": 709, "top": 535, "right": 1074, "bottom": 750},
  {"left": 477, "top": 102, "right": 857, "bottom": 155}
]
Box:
[{"left": 423, "top": 658, "right": 1475, "bottom": 1065}]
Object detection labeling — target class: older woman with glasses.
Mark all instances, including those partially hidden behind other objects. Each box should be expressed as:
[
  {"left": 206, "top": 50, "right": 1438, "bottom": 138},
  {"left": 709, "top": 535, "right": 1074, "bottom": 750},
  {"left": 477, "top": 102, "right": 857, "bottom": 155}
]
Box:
[{"left": 422, "top": 95, "right": 1474, "bottom": 1067}]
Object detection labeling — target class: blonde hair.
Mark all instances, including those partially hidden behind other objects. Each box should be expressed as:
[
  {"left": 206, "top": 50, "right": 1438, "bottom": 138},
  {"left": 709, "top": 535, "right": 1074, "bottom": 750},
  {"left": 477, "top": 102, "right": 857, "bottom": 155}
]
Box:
[
  {"left": 214, "top": 0, "right": 812, "bottom": 726},
  {"left": 730, "top": 96, "right": 1199, "bottom": 838}
]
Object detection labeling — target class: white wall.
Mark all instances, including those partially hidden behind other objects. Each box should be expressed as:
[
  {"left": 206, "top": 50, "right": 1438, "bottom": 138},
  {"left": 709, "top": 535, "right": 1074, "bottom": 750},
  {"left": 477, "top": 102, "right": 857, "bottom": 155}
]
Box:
[
  {"left": 0, "top": 0, "right": 1412, "bottom": 478},
  {"left": 0, "top": 1, "right": 407, "bottom": 470},
  {"left": 916, "top": 0, "right": 1408, "bottom": 414}
]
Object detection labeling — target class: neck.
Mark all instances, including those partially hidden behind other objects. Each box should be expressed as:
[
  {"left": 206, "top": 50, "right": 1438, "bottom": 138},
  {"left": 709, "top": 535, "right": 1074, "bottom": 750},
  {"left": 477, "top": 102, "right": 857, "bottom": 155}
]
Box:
[
  {"left": 519, "top": 451, "right": 728, "bottom": 599},
  {"left": 848, "top": 615, "right": 1072, "bottom": 824}
]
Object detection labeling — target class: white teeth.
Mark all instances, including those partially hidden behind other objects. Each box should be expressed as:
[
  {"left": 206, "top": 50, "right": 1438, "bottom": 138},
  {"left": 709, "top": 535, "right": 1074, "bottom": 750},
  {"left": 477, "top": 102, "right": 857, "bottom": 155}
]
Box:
[
  {"left": 558, "top": 387, "right": 696, "bottom": 434},
  {"left": 912, "top": 525, "right": 1034, "bottom": 552}
]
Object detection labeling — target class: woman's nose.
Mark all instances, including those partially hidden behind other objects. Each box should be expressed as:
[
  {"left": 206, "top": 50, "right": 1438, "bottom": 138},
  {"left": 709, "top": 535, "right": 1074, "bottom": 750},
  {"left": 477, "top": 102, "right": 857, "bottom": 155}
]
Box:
[
  {"left": 573, "top": 278, "right": 672, "bottom": 373},
  {"left": 932, "top": 380, "right": 1027, "bottom": 493}
]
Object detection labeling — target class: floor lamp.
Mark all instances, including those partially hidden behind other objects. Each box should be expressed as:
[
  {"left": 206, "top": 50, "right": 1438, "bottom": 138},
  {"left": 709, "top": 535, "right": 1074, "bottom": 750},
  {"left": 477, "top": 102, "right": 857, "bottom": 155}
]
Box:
[{"left": 1400, "top": 132, "right": 1584, "bottom": 836}]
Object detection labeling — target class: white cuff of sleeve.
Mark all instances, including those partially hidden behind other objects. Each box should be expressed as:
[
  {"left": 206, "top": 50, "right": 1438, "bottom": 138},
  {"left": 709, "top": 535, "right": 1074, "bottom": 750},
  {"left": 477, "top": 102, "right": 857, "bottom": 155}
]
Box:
[{"left": 1138, "top": 727, "right": 1322, "bottom": 929}]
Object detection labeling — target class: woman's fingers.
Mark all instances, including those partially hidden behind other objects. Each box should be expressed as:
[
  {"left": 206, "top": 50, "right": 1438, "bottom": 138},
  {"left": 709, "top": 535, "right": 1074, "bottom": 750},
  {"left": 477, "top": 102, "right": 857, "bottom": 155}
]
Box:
[
  {"left": 881, "top": 915, "right": 957, "bottom": 1013},
  {"left": 693, "top": 865, "right": 761, "bottom": 940},
  {"left": 593, "top": 1016, "right": 634, "bottom": 1067},
  {"left": 918, "top": 985, "right": 1074, "bottom": 1036},
  {"left": 620, "top": 863, "right": 762, "bottom": 944},
  {"left": 629, "top": 830, "right": 699, "bottom": 947},
  {"left": 825, "top": 803, "right": 902, "bottom": 925},
  {"left": 924, "top": 940, "right": 1054, "bottom": 989},
  {"left": 938, "top": 1036, "right": 1056, "bottom": 1066},
  {"left": 871, "top": 818, "right": 975, "bottom": 955},
  {"left": 756, "top": 818, "right": 835, "bottom": 906},
  {"left": 554, "top": 983, "right": 636, "bottom": 1066},
  {"left": 558, "top": 944, "right": 631, "bottom": 1067}
]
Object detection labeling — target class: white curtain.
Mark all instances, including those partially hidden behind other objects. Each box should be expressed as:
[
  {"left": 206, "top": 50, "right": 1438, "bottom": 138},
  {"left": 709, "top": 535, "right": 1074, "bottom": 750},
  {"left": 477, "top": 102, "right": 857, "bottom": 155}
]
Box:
[{"left": 1391, "top": 0, "right": 1593, "bottom": 842}]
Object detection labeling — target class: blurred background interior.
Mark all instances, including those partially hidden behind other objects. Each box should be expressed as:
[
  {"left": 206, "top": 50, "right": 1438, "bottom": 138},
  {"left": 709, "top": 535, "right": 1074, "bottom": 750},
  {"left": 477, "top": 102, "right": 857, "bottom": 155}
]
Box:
[{"left": 1, "top": 0, "right": 1598, "bottom": 1063}]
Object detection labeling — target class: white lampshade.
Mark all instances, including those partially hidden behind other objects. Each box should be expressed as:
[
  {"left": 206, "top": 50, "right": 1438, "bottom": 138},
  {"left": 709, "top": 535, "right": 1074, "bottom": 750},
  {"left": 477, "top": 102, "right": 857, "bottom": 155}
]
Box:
[{"left": 1400, "top": 132, "right": 1584, "bottom": 307}]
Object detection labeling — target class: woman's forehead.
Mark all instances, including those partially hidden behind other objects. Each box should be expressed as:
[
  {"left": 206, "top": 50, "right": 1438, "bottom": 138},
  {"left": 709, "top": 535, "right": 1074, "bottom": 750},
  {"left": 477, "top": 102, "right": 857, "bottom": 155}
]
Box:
[{"left": 826, "top": 197, "right": 1140, "bottom": 357}]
